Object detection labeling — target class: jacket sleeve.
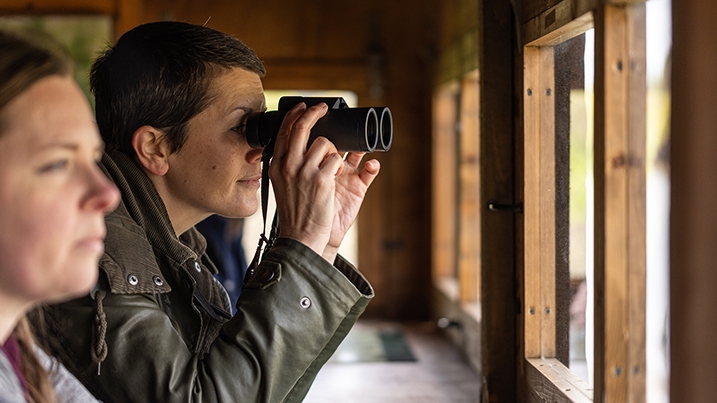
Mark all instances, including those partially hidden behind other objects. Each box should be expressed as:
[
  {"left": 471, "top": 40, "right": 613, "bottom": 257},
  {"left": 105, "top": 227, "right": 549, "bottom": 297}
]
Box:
[{"left": 40, "top": 237, "right": 373, "bottom": 403}]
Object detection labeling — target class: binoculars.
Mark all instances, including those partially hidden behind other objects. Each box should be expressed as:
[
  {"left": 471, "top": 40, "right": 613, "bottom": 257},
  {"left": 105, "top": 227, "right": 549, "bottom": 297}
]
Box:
[{"left": 245, "top": 96, "right": 392, "bottom": 154}]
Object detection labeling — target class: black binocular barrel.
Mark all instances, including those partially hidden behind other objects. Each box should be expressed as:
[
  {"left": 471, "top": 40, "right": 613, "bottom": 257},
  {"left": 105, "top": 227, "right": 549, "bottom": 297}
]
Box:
[
  {"left": 246, "top": 107, "right": 378, "bottom": 152},
  {"left": 245, "top": 96, "right": 392, "bottom": 153}
]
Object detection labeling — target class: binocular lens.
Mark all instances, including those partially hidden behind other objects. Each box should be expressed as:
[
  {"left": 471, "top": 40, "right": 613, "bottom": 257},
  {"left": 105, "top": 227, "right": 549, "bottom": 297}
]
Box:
[
  {"left": 378, "top": 107, "right": 393, "bottom": 152},
  {"left": 365, "top": 108, "right": 379, "bottom": 152}
]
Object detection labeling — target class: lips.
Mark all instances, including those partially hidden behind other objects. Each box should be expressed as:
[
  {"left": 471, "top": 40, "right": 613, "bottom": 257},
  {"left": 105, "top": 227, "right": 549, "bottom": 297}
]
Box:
[
  {"left": 78, "top": 236, "right": 105, "bottom": 253},
  {"left": 238, "top": 174, "right": 261, "bottom": 187},
  {"left": 77, "top": 226, "right": 107, "bottom": 253}
]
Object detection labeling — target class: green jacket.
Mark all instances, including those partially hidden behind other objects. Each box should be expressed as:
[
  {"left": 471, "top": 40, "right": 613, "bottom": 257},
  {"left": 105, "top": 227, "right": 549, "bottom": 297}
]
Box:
[{"left": 36, "top": 151, "right": 374, "bottom": 403}]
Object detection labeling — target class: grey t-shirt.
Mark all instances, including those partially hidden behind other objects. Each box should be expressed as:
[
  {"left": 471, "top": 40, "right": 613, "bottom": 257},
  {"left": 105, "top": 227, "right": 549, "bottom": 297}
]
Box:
[{"left": 0, "top": 348, "right": 25, "bottom": 403}]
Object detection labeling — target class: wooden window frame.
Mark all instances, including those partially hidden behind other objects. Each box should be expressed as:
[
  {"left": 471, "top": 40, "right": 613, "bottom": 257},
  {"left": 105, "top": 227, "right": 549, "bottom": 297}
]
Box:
[{"left": 522, "top": 1, "right": 646, "bottom": 402}]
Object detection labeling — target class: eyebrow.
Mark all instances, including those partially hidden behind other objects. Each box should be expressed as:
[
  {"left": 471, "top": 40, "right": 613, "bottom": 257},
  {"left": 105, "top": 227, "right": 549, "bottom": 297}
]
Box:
[
  {"left": 228, "top": 105, "right": 254, "bottom": 114},
  {"left": 227, "top": 103, "right": 267, "bottom": 116},
  {"left": 37, "top": 141, "right": 104, "bottom": 154}
]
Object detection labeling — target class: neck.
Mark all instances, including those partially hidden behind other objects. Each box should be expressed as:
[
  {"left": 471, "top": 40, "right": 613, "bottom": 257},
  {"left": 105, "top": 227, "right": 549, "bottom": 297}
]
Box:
[{"left": 148, "top": 176, "right": 209, "bottom": 236}]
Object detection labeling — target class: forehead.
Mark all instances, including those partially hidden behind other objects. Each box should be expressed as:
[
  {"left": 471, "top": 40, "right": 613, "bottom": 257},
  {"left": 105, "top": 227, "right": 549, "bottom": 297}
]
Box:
[
  {"left": 0, "top": 76, "right": 99, "bottom": 152},
  {"left": 206, "top": 67, "right": 265, "bottom": 108}
]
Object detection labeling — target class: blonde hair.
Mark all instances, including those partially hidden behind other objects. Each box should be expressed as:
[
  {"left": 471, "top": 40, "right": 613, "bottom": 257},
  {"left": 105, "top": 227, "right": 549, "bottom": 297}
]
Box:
[{"left": 13, "top": 317, "right": 55, "bottom": 403}]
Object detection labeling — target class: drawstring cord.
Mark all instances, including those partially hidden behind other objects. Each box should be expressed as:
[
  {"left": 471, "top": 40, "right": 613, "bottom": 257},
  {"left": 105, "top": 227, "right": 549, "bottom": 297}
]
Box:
[{"left": 91, "top": 290, "right": 108, "bottom": 375}]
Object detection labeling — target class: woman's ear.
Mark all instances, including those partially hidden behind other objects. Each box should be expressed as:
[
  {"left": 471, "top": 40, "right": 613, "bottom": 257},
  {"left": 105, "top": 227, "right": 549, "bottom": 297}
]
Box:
[{"left": 132, "top": 125, "right": 170, "bottom": 176}]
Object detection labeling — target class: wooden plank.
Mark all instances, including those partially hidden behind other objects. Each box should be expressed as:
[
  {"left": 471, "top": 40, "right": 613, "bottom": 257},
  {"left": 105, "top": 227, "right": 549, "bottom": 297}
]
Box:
[
  {"left": 523, "top": 0, "right": 564, "bottom": 23},
  {"left": 0, "top": 0, "right": 114, "bottom": 14},
  {"left": 480, "top": 0, "right": 516, "bottom": 399},
  {"left": 670, "top": 0, "right": 717, "bottom": 401},
  {"left": 625, "top": 5, "right": 646, "bottom": 402},
  {"left": 526, "top": 358, "right": 593, "bottom": 403},
  {"left": 522, "top": 0, "right": 598, "bottom": 24},
  {"left": 523, "top": 46, "right": 542, "bottom": 358},
  {"left": 523, "top": 0, "right": 595, "bottom": 46},
  {"left": 459, "top": 70, "right": 481, "bottom": 303},
  {"left": 594, "top": 3, "right": 646, "bottom": 402},
  {"left": 432, "top": 82, "right": 460, "bottom": 280},
  {"left": 604, "top": 0, "right": 647, "bottom": 4},
  {"left": 601, "top": 5, "right": 629, "bottom": 400},
  {"left": 538, "top": 46, "right": 557, "bottom": 358},
  {"left": 114, "top": 0, "right": 144, "bottom": 39}
]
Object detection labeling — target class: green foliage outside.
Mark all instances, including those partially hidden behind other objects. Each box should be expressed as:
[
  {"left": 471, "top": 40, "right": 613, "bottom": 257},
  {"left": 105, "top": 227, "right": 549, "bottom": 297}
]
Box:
[{"left": 0, "top": 15, "right": 112, "bottom": 109}]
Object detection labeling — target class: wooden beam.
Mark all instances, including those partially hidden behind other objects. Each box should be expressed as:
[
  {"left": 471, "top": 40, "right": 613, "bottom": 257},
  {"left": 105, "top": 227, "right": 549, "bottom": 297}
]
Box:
[
  {"left": 524, "top": 44, "right": 558, "bottom": 360},
  {"left": 114, "top": 0, "right": 143, "bottom": 39},
  {"left": 670, "top": 0, "right": 717, "bottom": 401},
  {"left": 523, "top": 0, "right": 595, "bottom": 46},
  {"left": 0, "top": 0, "right": 114, "bottom": 14},
  {"left": 538, "top": 45, "right": 557, "bottom": 359},
  {"left": 593, "top": 3, "right": 646, "bottom": 402},
  {"left": 432, "top": 81, "right": 460, "bottom": 280},
  {"left": 526, "top": 358, "right": 593, "bottom": 403},
  {"left": 480, "top": 0, "right": 516, "bottom": 400},
  {"left": 459, "top": 70, "right": 481, "bottom": 303},
  {"left": 523, "top": 45, "right": 543, "bottom": 359}
]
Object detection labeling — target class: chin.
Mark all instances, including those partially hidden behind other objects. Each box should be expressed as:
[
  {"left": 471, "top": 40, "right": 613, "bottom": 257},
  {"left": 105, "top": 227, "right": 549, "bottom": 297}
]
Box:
[
  {"left": 66, "top": 262, "right": 100, "bottom": 295},
  {"left": 221, "top": 203, "right": 259, "bottom": 219}
]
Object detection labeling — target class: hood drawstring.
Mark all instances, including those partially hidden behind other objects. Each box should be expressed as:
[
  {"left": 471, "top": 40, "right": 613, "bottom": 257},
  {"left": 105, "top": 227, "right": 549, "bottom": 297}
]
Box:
[{"left": 91, "top": 290, "right": 108, "bottom": 375}]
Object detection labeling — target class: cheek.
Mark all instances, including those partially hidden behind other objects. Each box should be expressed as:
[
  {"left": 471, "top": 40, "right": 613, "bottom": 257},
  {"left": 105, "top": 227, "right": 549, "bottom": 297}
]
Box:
[
  {"left": 0, "top": 220, "right": 61, "bottom": 300},
  {"left": 0, "top": 198, "right": 91, "bottom": 300}
]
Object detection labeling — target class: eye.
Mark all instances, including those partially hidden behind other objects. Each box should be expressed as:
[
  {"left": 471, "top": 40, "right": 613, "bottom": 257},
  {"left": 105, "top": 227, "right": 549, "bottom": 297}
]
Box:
[
  {"left": 37, "top": 159, "right": 69, "bottom": 174},
  {"left": 231, "top": 124, "right": 247, "bottom": 135}
]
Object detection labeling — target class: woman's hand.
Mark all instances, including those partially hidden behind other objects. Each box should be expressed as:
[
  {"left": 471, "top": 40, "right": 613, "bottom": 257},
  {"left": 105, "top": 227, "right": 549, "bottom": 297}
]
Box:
[
  {"left": 321, "top": 151, "right": 379, "bottom": 263},
  {"left": 269, "top": 102, "right": 380, "bottom": 264}
]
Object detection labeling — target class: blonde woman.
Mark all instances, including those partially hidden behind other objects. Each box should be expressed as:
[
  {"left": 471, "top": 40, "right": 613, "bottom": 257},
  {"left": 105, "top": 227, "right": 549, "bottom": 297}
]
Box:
[{"left": 0, "top": 30, "right": 119, "bottom": 402}]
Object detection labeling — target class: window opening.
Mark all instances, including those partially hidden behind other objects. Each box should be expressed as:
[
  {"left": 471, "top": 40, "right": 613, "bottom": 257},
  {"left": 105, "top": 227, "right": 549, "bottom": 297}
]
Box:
[
  {"left": 645, "top": 0, "right": 671, "bottom": 401},
  {"left": 555, "top": 29, "right": 596, "bottom": 386}
]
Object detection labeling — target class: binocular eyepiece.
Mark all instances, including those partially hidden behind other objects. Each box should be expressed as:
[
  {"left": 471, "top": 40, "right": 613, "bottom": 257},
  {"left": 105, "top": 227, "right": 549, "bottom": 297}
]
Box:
[{"left": 246, "top": 96, "right": 392, "bottom": 154}]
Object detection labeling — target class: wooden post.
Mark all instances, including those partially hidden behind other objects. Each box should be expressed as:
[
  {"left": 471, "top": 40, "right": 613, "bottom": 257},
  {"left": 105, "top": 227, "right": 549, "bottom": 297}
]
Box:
[
  {"left": 593, "top": 3, "right": 646, "bottom": 402},
  {"left": 670, "top": 0, "right": 717, "bottom": 401}
]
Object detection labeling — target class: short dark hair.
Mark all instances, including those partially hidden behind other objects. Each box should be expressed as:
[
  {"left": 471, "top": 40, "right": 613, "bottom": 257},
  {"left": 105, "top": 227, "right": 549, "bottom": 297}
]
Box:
[{"left": 90, "top": 21, "right": 266, "bottom": 155}]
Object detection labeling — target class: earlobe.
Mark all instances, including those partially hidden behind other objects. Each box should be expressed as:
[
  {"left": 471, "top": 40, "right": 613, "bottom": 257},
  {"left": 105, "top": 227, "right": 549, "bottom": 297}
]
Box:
[{"left": 132, "top": 125, "right": 170, "bottom": 176}]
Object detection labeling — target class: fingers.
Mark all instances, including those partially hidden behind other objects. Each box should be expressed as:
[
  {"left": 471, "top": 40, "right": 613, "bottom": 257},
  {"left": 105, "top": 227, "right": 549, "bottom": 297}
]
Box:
[
  {"left": 343, "top": 152, "right": 381, "bottom": 186},
  {"left": 273, "top": 102, "right": 329, "bottom": 162},
  {"left": 358, "top": 159, "right": 380, "bottom": 187},
  {"left": 343, "top": 152, "right": 366, "bottom": 171},
  {"left": 305, "top": 136, "right": 342, "bottom": 176},
  {"left": 271, "top": 102, "right": 306, "bottom": 161}
]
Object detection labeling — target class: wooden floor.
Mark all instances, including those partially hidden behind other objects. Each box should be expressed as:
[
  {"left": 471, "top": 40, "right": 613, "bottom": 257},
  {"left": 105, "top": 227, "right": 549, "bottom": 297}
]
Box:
[{"left": 304, "top": 320, "right": 482, "bottom": 403}]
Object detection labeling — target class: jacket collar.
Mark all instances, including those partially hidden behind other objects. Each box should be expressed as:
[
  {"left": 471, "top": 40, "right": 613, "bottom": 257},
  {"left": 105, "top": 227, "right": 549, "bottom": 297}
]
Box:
[{"left": 98, "top": 151, "right": 217, "bottom": 295}]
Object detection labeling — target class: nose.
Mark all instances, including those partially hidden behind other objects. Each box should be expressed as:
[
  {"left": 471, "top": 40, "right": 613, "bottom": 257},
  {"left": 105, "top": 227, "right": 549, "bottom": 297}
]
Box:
[
  {"left": 83, "top": 163, "right": 120, "bottom": 213},
  {"left": 247, "top": 147, "right": 264, "bottom": 163}
]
